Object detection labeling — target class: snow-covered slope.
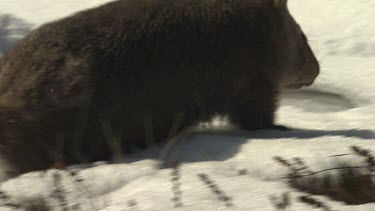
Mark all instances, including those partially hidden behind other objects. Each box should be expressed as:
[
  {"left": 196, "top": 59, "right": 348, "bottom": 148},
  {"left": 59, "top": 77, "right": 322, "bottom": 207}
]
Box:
[{"left": 0, "top": 0, "right": 374, "bottom": 210}]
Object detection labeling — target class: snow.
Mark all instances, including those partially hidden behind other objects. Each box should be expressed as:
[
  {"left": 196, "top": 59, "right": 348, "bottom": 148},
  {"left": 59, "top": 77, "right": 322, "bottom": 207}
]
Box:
[{"left": 0, "top": 0, "right": 375, "bottom": 210}]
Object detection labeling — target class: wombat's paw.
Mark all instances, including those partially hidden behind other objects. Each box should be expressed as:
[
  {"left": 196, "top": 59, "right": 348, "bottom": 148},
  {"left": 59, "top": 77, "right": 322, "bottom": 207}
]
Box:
[
  {"left": 269, "top": 124, "right": 290, "bottom": 131},
  {"left": 256, "top": 124, "right": 290, "bottom": 131},
  {"left": 0, "top": 159, "right": 18, "bottom": 183},
  {"left": 51, "top": 162, "right": 66, "bottom": 170}
]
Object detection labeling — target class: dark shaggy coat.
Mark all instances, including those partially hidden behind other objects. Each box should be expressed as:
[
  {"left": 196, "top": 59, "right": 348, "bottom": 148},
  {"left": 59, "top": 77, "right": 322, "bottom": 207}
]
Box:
[{"left": 0, "top": 0, "right": 319, "bottom": 175}]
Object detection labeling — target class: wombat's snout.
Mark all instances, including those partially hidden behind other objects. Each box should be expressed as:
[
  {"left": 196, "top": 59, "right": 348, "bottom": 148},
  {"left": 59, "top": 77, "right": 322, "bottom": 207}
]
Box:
[
  {"left": 301, "top": 60, "right": 320, "bottom": 87},
  {"left": 287, "top": 59, "right": 320, "bottom": 89}
]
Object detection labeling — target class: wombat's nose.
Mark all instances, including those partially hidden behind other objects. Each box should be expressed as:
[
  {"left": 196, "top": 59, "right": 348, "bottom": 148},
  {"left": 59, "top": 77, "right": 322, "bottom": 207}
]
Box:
[
  {"left": 300, "top": 63, "right": 319, "bottom": 87},
  {"left": 302, "top": 80, "right": 314, "bottom": 87},
  {"left": 312, "top": 61, "right": 320, "bottom": 80},
  {"left": 306, "top": 70, "right": 319, "bottom": 86},
  {"left": 312, "top": 55, "right": 320, "bottom": 76},
  {"left": 306, "top": 57, "right": 320, "bottom": 85}
]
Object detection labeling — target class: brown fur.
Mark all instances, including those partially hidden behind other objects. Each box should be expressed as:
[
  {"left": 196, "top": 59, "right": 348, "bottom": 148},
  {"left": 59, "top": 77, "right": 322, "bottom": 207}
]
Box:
[{"left": 0, "top": 0, "right": 319, "bottom": 176}]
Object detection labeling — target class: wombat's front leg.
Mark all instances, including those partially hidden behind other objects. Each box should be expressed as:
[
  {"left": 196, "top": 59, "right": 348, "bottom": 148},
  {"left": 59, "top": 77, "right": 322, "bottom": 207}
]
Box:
[{"left": 227, "top": 93, "right": 288, "bottom": 131}]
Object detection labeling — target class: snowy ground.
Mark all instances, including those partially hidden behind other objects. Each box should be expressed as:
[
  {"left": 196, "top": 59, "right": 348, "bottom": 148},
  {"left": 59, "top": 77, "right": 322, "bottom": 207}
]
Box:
[{"left": 0, "top": 0, "right": 375, "bottom": 210}]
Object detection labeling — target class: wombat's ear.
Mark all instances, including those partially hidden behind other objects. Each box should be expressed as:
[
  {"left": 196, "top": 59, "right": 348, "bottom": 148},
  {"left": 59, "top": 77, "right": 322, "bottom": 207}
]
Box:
[{"left": 273, "top": 0, "right": 287, "bottom": 8}]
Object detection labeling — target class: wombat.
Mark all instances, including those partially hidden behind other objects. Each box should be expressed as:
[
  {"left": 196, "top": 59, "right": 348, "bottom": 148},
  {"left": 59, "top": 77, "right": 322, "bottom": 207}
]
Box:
[{"left": 0, "top": 0, "right": 319, "bottom": 177}]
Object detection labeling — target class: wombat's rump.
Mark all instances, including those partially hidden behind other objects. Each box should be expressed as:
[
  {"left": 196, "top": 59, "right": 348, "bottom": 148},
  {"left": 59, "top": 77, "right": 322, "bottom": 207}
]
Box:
[{"left": 0, "top": 0, "right": 319, "bottom": 176}]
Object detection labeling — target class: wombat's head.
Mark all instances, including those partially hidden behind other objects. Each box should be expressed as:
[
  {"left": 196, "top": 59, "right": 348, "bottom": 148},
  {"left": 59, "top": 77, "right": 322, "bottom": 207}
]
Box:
[{"left": 274, "top": 0, "right": 320, "bottom": 89}]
